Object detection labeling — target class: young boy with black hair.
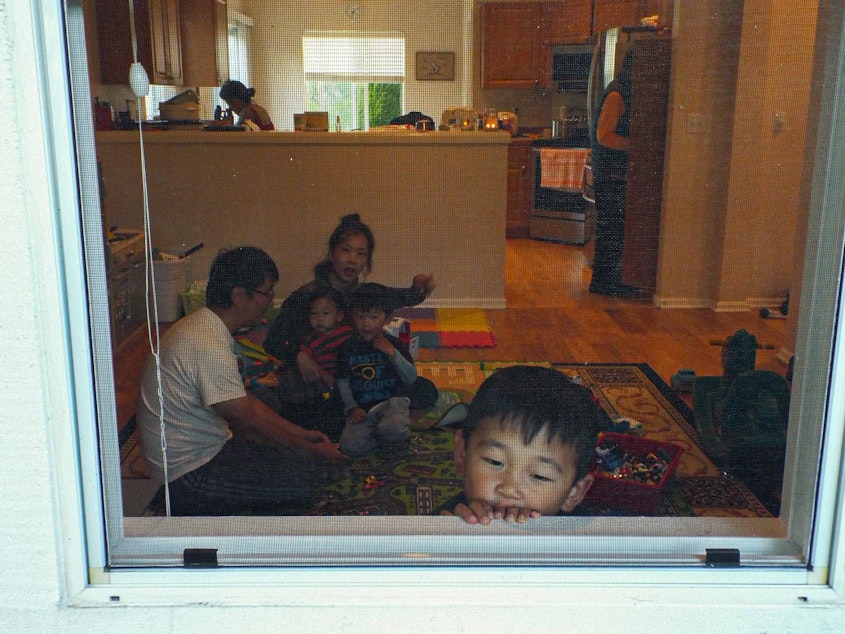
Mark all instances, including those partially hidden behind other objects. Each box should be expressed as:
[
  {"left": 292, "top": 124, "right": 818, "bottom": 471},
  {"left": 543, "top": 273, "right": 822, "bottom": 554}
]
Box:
[
  {"left": 439, "top": 365, "right": 603, "bottom": 524},
  {"left": 336, "top": 283, "right": 438, "bottom": 457}
]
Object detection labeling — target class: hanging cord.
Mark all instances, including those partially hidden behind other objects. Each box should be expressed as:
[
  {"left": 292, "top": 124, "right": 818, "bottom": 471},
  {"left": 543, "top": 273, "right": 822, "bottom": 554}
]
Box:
[{"left": 128, "top": 0, "right": 171, "bottom": 516}]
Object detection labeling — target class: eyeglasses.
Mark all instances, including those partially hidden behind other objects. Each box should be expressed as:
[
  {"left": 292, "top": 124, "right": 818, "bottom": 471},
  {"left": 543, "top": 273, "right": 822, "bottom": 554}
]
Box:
[{"left": 252, "top": 288, "right": 274, "bottom": 299}]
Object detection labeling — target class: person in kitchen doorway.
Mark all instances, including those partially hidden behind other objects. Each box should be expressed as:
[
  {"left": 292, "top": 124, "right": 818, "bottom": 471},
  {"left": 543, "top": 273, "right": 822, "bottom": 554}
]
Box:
[
  {"left": 335, "top": 283, "right": 439, "bottom": 457},
  {"left": 589, "top": 49, "right": 641, "bottom": 297},
  {"left": 263, "top": 213, "right": 436, "bottom": 394},
  {"left": 437, "top": 365, "right": 602, "bottom": 524},
  {"left": 219, "top": 80, "right": 275, "bottom": 130},
  {"left": 136, "top": 247, "right": 346, "bottom": 516}
]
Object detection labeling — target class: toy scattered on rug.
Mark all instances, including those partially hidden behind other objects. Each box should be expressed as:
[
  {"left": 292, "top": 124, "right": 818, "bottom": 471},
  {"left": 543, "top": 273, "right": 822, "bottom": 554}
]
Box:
[
  {"left": 607, "top": 416, "right": 644, "bottom": 435},
  {"left": 593, "top": 437, "right": 672, "bottom": 485},
  {"left": 363, "top": 475, "right": 386, "bottom": 491}
]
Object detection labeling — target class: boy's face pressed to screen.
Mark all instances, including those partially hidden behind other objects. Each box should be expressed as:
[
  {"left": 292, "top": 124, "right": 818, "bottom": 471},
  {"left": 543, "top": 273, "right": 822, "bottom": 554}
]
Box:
[{"left": 455, "top": 415, "right": 593, "bottom": 516}]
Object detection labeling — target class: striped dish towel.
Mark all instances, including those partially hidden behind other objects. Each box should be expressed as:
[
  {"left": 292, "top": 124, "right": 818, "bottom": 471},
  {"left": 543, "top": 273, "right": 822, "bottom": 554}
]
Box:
[{"left": 540, "top": 148, "right": 590, "bottom": 191}]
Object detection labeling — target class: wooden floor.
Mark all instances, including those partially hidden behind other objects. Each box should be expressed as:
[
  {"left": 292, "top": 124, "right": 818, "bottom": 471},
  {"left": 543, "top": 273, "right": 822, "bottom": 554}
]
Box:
[{"left": 113, "top": 238, "right": 788, "bottom": 429}]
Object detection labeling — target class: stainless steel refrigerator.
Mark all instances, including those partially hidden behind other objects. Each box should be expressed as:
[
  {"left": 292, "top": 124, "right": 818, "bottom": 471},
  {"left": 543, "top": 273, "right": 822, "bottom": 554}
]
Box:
[{"left": 587, "top": 27, "right": 672, "bottom": 293}]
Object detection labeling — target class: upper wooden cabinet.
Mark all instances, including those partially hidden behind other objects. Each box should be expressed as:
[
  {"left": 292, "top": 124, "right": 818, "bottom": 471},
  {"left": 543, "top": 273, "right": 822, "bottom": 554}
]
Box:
[
  {"left": 593, "top": 0, "right": 664, "bottom": 34},
  {"left": 481, "top": 3, "right": 544, "bottom": 89},
  {"left": 180, "top": 0, "right": 230, "bottom": 87},
  {"left": 481, "top": 1, "right": 593, "bottom": 90},
  {"left": 482, "top": 1, "right": 671, "bottom": 90},
  {"left": 542, "top": 0, "right": 593, "bottom": 45},
  {"left": 97, "top": 0, "right": 183, "bottom": 85}
]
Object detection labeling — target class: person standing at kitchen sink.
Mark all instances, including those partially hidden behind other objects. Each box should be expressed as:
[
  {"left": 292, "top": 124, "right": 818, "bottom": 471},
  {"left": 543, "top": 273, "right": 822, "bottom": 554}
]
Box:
[
  {"left": 219, "top": 80, "right": 275, "bottom": 130},
  {"left": 263, "top": 214, "right": 435, "bottom": 413},
  {"left": 588, "top": 50, "right": 640, "bottom": 297}
]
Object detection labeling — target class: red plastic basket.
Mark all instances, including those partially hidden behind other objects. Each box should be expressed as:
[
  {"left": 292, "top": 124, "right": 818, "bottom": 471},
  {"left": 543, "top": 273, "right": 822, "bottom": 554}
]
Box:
[{"left": 584, "top": 432, "right": 684, "bottom": 514}]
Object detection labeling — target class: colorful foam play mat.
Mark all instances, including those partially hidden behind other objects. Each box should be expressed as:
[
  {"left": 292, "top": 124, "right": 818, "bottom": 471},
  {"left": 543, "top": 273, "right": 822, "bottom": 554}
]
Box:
[{"left": 392, "top": 308, "right": 495, "bottom": 348}]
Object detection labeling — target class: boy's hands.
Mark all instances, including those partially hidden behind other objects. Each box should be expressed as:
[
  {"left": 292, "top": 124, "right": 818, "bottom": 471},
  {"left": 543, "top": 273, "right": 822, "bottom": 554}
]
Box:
[
  {"left": 440, "top": 501, "right": 542, "bottom": 525},
  {"left": 371, "top": 333, "right": 396, "bottom": 358},
  {"left": 346, "top": 407, "right": 366, "bottom": 424}
]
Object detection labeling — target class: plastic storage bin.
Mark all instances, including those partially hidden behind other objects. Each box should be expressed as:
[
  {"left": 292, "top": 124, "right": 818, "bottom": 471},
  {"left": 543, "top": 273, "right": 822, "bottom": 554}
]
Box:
[
  {"left": 152, "top": 258, "right": 187, "bottom": 322},
  {"left": 584, "top": 432, "right": 684, "bottom": 514},
  {"left": 180, "top": 279, "right": 207, "bottom": 316}
]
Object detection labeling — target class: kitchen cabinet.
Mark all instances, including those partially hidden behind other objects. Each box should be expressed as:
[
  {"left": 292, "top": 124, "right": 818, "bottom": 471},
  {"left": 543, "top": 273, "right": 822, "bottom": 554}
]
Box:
[
  {"left": 542, "top": 0, "right": 593, "bottom": 45},
  {"left": 481, "top": 1, "right": 593, "bottom": 90},
  {"left": 96, "top": 0, "right": 183, "bottom": 85},
  {"left": 481, "top": 3, "right": 543, "bottom": 89},
  {"left": 593, "top": 0, "right": 664, "bottom": 33},
  {"left": 180, "top": 0, "right": 229, "bottom": 87},
  {"left": 507, "top": 140, "right": 533, "bottom": 238}
]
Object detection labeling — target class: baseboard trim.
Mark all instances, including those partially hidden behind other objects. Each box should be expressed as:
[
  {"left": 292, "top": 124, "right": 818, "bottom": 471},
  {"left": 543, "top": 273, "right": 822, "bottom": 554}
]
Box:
[
  {"left": 416, "top": 298, "right": 507, "bottom": 309},
  {"left": 714, "top": 300, "right": 751, "bottom": 312},
  {"left": 653, "top": 297, "right": 716, "bottom": 309},
  {"left": 652, "top": 295, "right": 790, "bottom": 312}
]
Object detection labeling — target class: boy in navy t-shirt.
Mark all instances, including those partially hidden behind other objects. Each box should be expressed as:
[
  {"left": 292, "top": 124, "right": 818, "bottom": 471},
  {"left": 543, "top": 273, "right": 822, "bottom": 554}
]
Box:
[{"left": 336, "top": 283, "right": 438, "bottom": 457}]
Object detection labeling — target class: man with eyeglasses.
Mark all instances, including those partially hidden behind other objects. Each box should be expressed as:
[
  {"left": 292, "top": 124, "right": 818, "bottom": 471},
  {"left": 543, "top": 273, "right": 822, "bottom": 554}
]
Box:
[{"left": 137, "top": 247, "right": 347, "bottom": 516}]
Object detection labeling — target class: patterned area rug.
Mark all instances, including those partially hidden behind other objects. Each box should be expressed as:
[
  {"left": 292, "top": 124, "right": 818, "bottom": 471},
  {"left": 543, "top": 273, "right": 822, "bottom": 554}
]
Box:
[
  {"left": 121, "top": 362, "right": 773, "bottom": 518},
  {"left": 392, "top": 308, "right": 495, "bottom": 348},
  {"left": 308, "top": 362, "right": 773, "bottom": 518}
]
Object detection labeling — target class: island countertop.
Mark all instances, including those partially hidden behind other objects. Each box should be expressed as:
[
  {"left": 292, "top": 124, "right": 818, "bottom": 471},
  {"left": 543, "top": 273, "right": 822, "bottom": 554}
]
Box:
[
  {"left": 95, "top": 129, "right": 513, "bottom": 146},
  {"left": 96, "top": 130, "right": 509, "bottom": 308}
]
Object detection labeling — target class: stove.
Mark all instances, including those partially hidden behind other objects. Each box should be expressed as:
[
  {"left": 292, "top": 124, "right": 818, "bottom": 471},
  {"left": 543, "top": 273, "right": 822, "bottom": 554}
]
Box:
[{"left": 531, "top": 127, "right": 591, "bottom": 149}]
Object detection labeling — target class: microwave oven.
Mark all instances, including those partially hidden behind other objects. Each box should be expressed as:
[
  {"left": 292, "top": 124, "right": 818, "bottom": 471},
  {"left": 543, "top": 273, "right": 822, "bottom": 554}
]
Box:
[{"left": 552, "top": 44, "right": 593, "bottom": 93}]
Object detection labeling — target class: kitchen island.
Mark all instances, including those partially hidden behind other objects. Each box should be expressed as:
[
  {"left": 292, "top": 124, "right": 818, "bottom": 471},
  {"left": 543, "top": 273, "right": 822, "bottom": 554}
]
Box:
[{"left": 96, "top": 129, "right": 510, "bottom": 307}]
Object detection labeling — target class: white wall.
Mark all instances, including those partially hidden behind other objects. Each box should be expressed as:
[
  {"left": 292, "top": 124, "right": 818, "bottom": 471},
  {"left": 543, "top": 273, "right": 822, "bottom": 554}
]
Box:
[
  {"left": 243, "top": 0, "right": 470, "bottom": 130},
  {"left": 2, "top": 1, "right": 845, "bottom": 630},
  {"left": 657, "top": 0, "right": 817, "bottom": 311}
]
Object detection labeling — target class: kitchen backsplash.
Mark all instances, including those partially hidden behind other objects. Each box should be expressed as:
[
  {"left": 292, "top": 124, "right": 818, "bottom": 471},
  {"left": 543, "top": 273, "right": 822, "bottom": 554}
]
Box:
[{"left": 475, "top": 86, "right": 589, "bottom": 129}]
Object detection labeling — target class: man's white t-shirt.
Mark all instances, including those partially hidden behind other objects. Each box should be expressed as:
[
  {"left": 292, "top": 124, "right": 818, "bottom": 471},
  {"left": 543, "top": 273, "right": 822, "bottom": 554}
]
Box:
[{"left": 137, "top": 307, "right": 246, "bottom": 482}]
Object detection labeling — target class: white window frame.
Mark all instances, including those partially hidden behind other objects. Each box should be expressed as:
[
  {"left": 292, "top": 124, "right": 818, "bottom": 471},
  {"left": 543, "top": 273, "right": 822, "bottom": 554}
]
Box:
[
  {"left": 42, "top": 0, "right": 845, "bottom": 606},
  {"left": 227, "top": 9, "right": 253, "bottom": 85},
  {"left": 303, "top": 31, "right": 405, "bottom": 130}
]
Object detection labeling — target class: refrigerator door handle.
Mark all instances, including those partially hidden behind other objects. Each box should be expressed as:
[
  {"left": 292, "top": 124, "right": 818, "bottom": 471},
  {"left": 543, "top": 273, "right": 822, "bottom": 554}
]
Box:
[{"left": 581, "top": 162, "right": 595, "bottom": 203}]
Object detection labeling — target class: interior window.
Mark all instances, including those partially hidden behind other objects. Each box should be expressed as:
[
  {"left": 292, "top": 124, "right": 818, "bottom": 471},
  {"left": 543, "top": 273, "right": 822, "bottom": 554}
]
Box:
[
  {"left": 228, "top": 11, "right": 253, "bottom": 85},
  {"left": 303, "top": 33, "right": 405, "bottom": 130}
]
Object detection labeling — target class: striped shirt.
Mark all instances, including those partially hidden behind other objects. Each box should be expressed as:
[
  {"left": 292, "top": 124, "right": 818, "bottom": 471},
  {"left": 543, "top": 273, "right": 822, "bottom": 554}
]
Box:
[{"left": 299, "top": 325, "right": 353, "bottom": 378}]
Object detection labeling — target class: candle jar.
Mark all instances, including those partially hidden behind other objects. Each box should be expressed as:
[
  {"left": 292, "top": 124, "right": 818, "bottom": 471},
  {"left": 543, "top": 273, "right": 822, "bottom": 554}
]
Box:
[{"left": 483, "top": 109, "right": 499, "bottom": 131}]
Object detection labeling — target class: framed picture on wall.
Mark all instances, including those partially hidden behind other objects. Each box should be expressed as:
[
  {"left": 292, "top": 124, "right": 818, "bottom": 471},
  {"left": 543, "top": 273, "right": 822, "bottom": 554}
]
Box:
[{"left": 415, "top": 51, "right": 455, "bottom": 81}]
